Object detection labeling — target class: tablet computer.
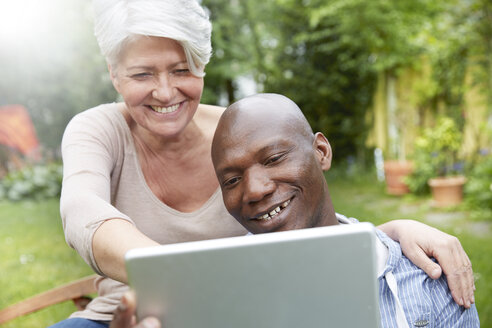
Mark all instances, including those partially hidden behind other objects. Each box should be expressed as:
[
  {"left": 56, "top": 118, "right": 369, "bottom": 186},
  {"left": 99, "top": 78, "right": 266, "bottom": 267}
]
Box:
[{"left": 125, "top": 222, "right": 381, "bottom": 328}]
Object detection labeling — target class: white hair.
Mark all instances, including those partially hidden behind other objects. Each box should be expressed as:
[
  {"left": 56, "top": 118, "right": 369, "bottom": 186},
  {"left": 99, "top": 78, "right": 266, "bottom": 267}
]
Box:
[{"left": 92, "top": 0, "right": 212, "bottom": 77}]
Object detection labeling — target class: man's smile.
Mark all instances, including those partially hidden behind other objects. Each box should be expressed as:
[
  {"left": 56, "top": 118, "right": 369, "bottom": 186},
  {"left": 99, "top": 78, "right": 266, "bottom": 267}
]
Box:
[{"left": 250, "top": 198, "right": 292, "bottom": 221}]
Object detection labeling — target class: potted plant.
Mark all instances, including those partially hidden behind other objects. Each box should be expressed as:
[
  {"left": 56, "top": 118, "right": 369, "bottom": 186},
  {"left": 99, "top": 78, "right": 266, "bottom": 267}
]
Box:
[
  {"left": 406, "top": 116, "right": 466, "bottom": 207},
  {"left": 383, "top": 159, "right": 413, "bottom": 195},
  {"left": 381, "top": 74, "right": 414, "bottom": 196}
]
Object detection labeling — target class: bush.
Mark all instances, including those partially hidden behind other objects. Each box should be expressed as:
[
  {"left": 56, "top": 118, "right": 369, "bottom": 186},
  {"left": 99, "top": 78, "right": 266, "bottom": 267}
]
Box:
[
  {"left": 406, "top": 116, "right": 464, "bottom": 194},
  {"left": 0, "top": 162, "right": 63, "bottom": 201},
  {"left": 465, "top": 154, "right": 492, "bottom": 220}
]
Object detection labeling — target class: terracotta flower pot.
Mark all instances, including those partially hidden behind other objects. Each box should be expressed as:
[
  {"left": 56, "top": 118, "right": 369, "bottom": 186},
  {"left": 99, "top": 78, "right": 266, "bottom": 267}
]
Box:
[
  {"left": 428, "top": 176, "right": 467, "bottom": 207},
  {"left": 383, "top": 160, "right": 413, "bottom": 195}
]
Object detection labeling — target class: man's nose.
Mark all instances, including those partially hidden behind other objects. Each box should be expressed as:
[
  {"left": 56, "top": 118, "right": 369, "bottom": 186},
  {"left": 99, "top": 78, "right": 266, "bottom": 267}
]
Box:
[
  {"left": 152, "top": 74, "right": 173, "bottom": 101},
  {"left": 242, "top": 167, "right": 275, "bottom": 204}
]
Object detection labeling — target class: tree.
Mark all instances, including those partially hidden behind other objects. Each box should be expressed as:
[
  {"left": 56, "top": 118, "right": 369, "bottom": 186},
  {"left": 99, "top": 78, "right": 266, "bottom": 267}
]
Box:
[
  {"left": 254, "top": 0, "right": 437, "bottom": 163},
  {"left": 201, "top": 0, "right": 268, "bottom": 105},
  {"left": 0, "top": 0, "right": 117, "bottom": 155}
]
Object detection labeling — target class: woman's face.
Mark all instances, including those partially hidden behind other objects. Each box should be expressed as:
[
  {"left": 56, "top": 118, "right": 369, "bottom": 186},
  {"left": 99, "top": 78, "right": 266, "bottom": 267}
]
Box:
[{"left": 111, "top": 36, "right": 204, "bottom": 139}]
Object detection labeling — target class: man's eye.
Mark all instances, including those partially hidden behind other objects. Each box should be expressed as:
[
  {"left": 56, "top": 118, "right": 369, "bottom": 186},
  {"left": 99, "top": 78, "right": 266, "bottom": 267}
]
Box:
[
  {"left": 265, "top": 153, "right": 284, "bottom": 165},
  {"left": 223, "top": 176, "right": 241, "bottom": 187}
]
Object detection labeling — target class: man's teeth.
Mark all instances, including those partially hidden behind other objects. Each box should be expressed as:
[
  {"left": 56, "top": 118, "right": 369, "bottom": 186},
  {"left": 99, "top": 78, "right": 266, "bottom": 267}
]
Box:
[
  {"left": 258, "top": 200, "right": 291, "bottom": 221},
  {"left": 150, "top": 104, "right": 179, "bottom": 113}
]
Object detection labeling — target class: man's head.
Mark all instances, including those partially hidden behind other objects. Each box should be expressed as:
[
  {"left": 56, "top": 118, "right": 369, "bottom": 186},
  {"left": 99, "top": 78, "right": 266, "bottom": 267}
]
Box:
[{"left": 212, "top": 93, "right": 338, "bottom": 234}]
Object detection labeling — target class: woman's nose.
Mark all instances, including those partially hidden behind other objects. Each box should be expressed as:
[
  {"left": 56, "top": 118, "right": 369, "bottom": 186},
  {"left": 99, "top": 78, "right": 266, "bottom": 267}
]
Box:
[{"left": 152, "top": 74, "right": 173, "bottom": 101}]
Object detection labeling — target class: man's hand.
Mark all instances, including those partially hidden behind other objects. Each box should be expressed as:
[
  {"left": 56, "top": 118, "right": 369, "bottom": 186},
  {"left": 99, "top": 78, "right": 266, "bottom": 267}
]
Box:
[
  {"left": 110, "top": 291, "right": 161, "bottom": 328},
  {"left": 378, "top": 219, "right": 475, "bottom": 308}
]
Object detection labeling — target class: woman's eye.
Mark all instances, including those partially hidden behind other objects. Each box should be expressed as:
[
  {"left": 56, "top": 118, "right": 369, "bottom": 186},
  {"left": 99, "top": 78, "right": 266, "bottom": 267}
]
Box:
[
  {"left": 131, "top": 73, "right": 151, "bottom": 79},
  {"left": 174, "top": 68, "right": 190, "bottom": 75}
]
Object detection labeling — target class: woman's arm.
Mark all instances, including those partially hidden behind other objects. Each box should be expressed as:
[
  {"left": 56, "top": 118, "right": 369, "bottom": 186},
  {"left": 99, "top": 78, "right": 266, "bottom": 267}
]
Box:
[
  {"left": 61, "top": 107, "right": 157, "bottom": 282},
  {"left": 378, "top": 220, "right": 474, "bottom": 308},
  {"left": 93, "top": 219, "right": 159, "bottom": 283}
]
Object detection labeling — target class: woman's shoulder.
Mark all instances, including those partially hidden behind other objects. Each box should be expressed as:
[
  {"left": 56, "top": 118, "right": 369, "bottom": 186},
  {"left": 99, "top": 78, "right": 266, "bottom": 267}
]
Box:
[
  {"left": 194, "top": 103, "right": 226, "bottom": 134},
  {"left": 71, "top": 102, "right": 121, "bottom": 122},
  {"left": 196, "top": 103, "right": 226, "bottom": 119},
  {"left": 63, "top": 102, "right": 129, "bottom": 144},
  {"left": 65, "top": 103, "right": 123, "bottom": 130}
]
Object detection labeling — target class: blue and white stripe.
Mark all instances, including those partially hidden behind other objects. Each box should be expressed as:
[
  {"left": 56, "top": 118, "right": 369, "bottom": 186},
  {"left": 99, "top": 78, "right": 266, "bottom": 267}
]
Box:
[{"left": 376, "top": 230, "right": 480, "bottom": 328}]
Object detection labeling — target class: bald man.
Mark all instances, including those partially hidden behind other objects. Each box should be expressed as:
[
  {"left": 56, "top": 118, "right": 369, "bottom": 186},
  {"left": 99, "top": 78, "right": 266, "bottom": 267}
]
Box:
[{"left": 211, "top": 93, "right": 479, "bottom": 328}]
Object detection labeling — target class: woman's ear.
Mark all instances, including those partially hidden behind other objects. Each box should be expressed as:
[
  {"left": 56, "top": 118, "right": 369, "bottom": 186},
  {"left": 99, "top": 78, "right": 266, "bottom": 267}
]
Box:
[
  {"left": 313, "top": 132, "right": 332, "bottom": 171},
  {"left": 108, "top": 64, "right": 121, "bottom": 93}
]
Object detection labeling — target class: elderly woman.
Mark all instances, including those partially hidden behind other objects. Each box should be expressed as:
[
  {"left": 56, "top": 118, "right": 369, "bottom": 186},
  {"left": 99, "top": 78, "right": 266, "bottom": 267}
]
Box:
[{"left": 53, "top": 0, "right": 474, "bottom": 327}]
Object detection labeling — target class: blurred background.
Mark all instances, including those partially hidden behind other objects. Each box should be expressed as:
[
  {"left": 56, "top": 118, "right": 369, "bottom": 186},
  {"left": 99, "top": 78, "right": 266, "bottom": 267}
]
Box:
[{"left": 0, "top": 0, "right": 491, "bottom": 327}]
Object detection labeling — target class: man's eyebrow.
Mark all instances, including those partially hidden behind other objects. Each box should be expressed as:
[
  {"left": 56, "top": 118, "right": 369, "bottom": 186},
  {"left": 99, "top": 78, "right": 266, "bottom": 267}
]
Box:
[
  {"left": 256, "top": 141, "right": 294, "bottom": 155},
  {"left": 215, "top": 166, "right": 235, "bottom": 180}
]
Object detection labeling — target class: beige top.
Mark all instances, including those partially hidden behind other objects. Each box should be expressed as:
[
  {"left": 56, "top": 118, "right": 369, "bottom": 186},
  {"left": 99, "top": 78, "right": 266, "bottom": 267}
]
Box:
[{"left": 60, "top": 103, "right": 246, "bottom": 321}]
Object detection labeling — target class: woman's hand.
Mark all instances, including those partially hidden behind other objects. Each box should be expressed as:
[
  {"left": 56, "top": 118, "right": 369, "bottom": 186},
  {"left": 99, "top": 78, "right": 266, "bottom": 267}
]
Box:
[
  {"left": 378, "top": 219, "right": 475, "bottom": 308},
  {"left": 110, "top": 291, "right": 161, "bottom": 328}
]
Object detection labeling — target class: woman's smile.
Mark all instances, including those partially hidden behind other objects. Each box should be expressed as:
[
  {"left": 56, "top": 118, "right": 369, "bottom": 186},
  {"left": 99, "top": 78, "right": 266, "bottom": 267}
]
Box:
[{"left": 149, "top": 103, "right": 181, "bottom": 114}]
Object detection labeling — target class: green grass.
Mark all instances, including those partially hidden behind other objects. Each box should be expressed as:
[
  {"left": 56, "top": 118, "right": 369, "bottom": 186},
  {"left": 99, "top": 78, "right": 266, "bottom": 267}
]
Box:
[
  {"left": 0, "top": 199, "right": 93, "bottom": 328},
  {"left": 1, "top": 173, "right": 491, "bottom": 327}
]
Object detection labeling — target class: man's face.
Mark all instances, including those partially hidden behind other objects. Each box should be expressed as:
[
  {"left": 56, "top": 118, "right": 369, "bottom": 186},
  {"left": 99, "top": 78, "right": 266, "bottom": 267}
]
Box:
[{"left": 213, "top": 98, "right": 334, "bottom": 234}]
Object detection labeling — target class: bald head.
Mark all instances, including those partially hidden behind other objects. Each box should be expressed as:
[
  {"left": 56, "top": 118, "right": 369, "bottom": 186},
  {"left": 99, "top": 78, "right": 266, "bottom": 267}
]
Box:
[
  {"left": 212, "top": 94, "right": 314, "bottom": 162},
  {"left": 211, "top": 93, "right": 337, "bottom": 234}
]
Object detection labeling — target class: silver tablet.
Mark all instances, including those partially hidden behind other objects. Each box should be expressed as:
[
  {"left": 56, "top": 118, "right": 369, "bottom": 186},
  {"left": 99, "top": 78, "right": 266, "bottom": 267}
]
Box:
[{"left": 125, "top": 222, "right": 381, "bottom": 328}]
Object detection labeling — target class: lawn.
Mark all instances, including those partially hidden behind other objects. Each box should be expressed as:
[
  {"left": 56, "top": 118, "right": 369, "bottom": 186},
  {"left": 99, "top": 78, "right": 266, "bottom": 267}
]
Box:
[
  {"left": 0, "top": 199, "right": 93, "bottom": 327},
  {"left": 1, "top": 173, "right": 490, "bottom": 327}
]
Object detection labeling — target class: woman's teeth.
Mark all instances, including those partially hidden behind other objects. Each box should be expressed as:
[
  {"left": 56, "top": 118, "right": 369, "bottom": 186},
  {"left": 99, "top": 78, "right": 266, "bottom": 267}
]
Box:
[
  {"left": 150, "top": 104, "right": 179, "bottom": 113},
  {"left": 258, "top": 200, "right": 291, "bottom": 221}
]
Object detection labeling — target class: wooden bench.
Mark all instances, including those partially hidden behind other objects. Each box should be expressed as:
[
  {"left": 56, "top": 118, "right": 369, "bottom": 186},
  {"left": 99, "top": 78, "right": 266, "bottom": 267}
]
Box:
[{"left": 0, "top": 274, "right": 98, "bottom": 324}]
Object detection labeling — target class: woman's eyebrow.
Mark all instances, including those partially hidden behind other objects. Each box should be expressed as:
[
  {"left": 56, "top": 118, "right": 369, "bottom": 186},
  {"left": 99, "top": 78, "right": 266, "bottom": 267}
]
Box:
[
  {"left": 126, "top": 60, "right": 188, "bottom": 71},
  {"left": 126, "top": 65, "right": 153, "bottom": 71}
]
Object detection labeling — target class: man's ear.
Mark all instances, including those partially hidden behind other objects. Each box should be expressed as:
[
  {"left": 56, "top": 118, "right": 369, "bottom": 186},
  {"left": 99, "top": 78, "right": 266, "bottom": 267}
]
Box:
[
  {"left": 313, "top": 132, "right": 332, "bottom": 171},
  {"left": 108, "top": 64, "right": 121, "bottom": 93}
]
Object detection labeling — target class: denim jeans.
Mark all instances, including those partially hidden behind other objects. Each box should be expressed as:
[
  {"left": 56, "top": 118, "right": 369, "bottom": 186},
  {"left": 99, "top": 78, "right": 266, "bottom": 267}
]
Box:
[{"left": 47, "top": 318, "right": 110, "bottom": 328}]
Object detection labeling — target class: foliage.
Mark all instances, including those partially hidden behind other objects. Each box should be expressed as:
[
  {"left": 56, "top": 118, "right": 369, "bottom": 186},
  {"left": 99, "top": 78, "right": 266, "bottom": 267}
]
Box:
[
  {"left": 0, "top": 162, "right": 63, "bottom": 201},
  {"left": 0, "top": 0, "right": 117, "bottom": 153},
  {"left": 202, "top": 0, "right": 262, "bottom": 105},
  {"left": 258, "top": 0, "right": 376, "bottom": 163},
  {"left": 465, "top": 154, "right": 492, "bottom": 220},
  {"left": 201, "top": 0, "right": 476, "bottom": 165},
  {"left": 1, "top": 0, "right": 491, "bottom": 167},
  {"left": 412, "top": 0, "right": 482, "bottom": 128},
  {"left": 202, "top": 0, "right": 492, "bottom": 164},
  {"left": 462, "top": 0, "right": 492, "bottom": 117},
  {"left": 406, "top": 117, "right": 464, "bottom": 194}
]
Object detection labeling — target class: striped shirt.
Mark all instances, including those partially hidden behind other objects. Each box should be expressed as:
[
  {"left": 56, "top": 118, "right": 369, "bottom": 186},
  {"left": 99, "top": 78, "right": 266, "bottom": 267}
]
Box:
[
  {"left": 336, "top": 214, "right": 479, "bottom": 327},
  {"left": 375, "top": 229, "right": 480, "bottom": 327}
]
